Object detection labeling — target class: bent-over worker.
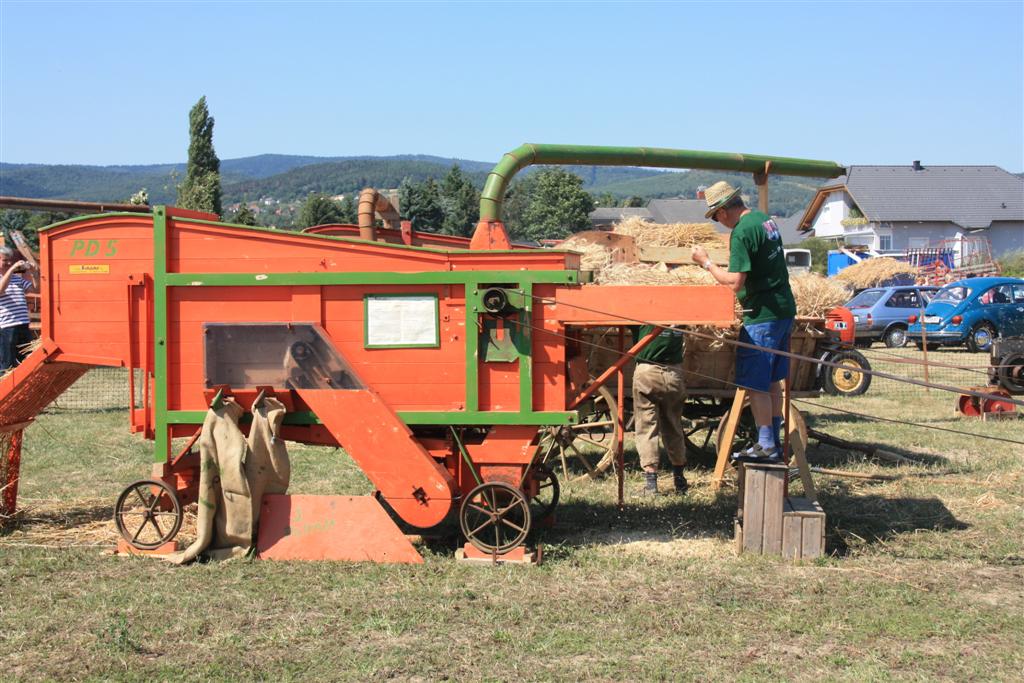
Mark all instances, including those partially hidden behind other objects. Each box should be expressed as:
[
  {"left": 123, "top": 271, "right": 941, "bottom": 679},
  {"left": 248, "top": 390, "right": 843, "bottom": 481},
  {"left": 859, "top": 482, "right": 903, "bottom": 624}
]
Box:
[
  {"left": 691, "top": 181, "right": 795, "bottom": 462},
  {"left": 632, "top": 324, "right": 688, "bottom": 495}
]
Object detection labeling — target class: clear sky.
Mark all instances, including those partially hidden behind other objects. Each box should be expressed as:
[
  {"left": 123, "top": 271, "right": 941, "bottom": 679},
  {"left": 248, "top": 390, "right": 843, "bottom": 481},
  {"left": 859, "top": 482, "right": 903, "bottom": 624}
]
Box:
[{"left": 1, "top": 0, "right": 1022, "bottom": 171}]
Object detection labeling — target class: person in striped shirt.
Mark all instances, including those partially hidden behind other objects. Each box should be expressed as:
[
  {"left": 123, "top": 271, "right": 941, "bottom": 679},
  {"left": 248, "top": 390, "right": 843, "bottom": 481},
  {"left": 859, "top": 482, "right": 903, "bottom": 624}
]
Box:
[{"left": 0, "top": 247, "right": 37, "bottom": 372}]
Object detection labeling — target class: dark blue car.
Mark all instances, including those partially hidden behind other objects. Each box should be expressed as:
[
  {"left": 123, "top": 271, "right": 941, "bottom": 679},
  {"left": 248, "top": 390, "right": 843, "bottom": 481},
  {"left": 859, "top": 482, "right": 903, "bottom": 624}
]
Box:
[
  {"left": 907, "top": 277, "right": 1024, "bottom": 352},
  {"left": 844, "top": 285, "right": 939, "bottom": 348}
]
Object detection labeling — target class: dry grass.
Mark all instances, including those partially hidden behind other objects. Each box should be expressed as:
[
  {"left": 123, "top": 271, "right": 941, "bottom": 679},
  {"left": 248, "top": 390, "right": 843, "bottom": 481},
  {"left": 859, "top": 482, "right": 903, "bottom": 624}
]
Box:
[
  {"left": 593, "top": 261, "right": 714, "bottom": 286},
  {"left": 835, "top": 257, "right": 918, "bottom": 289},
  {"left": 559, "top": 235, "right": 614, "bottom": 271},
  {"left": 2, "top": 350, "right": 1023, "bottom": 680},
  {"left": 611, "top": 216, "right": 721, "bottom": 247}
]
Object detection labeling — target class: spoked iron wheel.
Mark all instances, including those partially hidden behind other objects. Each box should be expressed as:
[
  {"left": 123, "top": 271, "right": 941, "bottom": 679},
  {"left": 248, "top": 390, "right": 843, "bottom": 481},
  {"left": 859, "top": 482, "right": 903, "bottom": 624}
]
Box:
[
  {"left": 114, "top": 479, "right": 183, "bottom": 550},
  {"left": 527, "top": 464, "right": 560, "bottom": 522},
  {"left": 459, "top": 481, "right": 532, "bottom": 555},
  {"left": 539, "top": 386, "right": 620, "bottom": 483}
]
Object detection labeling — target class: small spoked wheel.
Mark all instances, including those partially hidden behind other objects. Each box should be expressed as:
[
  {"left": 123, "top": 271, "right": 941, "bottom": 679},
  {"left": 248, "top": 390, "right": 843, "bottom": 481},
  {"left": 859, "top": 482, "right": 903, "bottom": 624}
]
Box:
[
  {"left": 527, "top": 465, "right": 560, "bottom": 522},
  {"left": 459, "top": 481, "right": 531, "bottom": 555},
  {"left": 539, "top": 386, "right": 620, "bottom": 483},
  {"left": 114, "top": 479, "right": 183, "bottom": 550}
]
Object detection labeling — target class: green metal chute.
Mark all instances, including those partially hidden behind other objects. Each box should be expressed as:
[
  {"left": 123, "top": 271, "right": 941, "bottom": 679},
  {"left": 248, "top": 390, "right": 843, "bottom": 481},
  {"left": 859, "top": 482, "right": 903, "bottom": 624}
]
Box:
[{"left": 478, "top": 143, "right": 846, "bottom": 222}]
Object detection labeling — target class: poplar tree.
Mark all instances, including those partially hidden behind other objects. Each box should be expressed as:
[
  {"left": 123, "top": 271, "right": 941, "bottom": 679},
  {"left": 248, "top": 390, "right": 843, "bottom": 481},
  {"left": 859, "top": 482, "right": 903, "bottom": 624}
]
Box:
[{"left": 176, "top": 96, "right": 222, "bottom": 216}]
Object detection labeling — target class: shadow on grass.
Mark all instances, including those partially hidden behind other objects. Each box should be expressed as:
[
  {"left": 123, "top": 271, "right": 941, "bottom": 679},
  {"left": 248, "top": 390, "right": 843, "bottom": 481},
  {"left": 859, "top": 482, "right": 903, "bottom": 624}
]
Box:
[
  {"left": 415, "top": 477, "right": 969, "bottom": 562},
  {"left": 819, "top": 480, "right": 968, "bottom": 556},
  {"left": 0, "top": 502, "right": 112, "bottom": 538}
]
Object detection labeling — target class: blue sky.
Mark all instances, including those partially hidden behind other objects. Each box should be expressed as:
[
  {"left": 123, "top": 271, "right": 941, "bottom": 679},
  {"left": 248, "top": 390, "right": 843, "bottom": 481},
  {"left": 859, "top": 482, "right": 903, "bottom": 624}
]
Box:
[{"left": 1, "top": 1, "right": 1022, "bottom": 170}]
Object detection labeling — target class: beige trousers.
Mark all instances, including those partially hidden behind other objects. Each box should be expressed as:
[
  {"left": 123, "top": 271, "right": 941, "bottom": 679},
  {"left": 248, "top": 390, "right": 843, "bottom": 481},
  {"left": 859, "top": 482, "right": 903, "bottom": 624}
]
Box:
[{"left": 632, "top": 362, "right": 687, "bottom": 470}]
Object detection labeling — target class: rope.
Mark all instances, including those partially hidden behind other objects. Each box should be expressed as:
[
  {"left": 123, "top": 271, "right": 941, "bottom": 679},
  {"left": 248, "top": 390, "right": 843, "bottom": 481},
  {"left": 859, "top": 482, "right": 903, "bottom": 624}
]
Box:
[
  {"left": 526, "top": 292, "right": 1024, "bottom": 410},
  {"left": 507, "top": 310, "right": 1024, "bottom": 448}
]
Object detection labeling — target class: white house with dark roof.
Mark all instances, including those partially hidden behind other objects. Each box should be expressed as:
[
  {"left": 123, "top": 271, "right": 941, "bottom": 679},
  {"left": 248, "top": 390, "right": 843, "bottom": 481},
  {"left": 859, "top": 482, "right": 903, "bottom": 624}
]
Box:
[{"left": 798, "top": 164, "right": 1024, "bottom": 257}]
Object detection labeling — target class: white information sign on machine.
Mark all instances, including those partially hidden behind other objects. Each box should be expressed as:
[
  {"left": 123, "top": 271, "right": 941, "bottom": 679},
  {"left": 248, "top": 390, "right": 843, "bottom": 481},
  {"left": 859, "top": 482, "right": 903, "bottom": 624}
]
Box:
[{"left": 365, "top": 295, "right": 439, "bottom": 348}]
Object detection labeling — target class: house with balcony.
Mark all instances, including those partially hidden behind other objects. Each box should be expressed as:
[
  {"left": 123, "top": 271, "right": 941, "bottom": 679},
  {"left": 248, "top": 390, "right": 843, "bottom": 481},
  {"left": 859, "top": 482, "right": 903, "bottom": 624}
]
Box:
[{"left": 797, "top": 163, "right": 1024, "bottom": 258}]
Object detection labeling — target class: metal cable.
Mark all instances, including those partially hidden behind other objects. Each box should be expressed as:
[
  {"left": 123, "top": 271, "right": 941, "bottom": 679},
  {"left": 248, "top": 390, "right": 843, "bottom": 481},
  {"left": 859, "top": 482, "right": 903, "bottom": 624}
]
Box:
[
  {"left": 525, "top": 292, "right": 1024, "bottom": 409},
  {"left": 506, "top": 313, "right": 1024, "bottom": 448}
]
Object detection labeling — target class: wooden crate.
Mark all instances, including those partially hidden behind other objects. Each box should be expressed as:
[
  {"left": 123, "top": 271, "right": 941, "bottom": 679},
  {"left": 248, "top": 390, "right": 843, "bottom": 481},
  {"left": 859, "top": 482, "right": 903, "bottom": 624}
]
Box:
[
  {"left": 782, "top": 497, "right": 826, "bottom": 560},
  {"left": 735, "top": 466, "right": 827, "bottom": 559},
  {"left": 734, "top": 463, "right": 788, "bottom": 555}
]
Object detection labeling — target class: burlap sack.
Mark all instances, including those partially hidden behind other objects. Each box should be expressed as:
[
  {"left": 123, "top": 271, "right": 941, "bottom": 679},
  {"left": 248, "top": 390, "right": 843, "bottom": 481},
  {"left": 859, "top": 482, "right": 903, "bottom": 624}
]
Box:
[{"left": 245, "top": 395, "right": 291, "bottom": 528}]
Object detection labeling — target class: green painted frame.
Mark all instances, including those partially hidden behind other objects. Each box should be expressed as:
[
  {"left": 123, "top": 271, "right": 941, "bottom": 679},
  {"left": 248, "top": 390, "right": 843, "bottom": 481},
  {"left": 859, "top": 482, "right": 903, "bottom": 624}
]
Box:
[{"left": 363, "top": 293, "right": 440, "bottom": 349}]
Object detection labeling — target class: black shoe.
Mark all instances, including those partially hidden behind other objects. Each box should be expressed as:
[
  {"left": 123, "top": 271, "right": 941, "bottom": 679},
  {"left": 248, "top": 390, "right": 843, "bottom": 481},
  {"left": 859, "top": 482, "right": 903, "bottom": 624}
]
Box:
[
  {"left": 730, "top": 443, "right": 780, "bottom": 464},
  {"left": 672, "top": 466, "right": 689, "bottom": 494},
  {"left": 641, "top": 471, "right": 659, "bottom": 497}
]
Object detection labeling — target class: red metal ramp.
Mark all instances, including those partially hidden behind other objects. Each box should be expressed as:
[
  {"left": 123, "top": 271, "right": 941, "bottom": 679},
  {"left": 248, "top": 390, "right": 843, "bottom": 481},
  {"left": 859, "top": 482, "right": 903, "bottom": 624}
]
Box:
[{"left": 0, "top": 342, "right": 91, "bottom": 515}]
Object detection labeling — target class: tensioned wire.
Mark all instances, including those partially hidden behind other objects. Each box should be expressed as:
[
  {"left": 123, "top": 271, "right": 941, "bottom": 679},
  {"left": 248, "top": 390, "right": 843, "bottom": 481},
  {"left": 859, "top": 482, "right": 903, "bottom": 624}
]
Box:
[
  {"left": 853, "top": 344, "right": 1008, "bottom": 377},
  {"left": 506, "top": 296, "right": 1024, "bottom": 447},
  {"left": 523, "top": 292, "right": 1024, "bottom": 410}
]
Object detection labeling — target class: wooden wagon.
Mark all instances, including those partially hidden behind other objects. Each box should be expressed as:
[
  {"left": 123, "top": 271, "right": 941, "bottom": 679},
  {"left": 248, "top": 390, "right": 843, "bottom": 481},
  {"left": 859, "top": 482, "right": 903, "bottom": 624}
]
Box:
[{"left": 539, "top": 316, "right": 866, "bottom": 482}]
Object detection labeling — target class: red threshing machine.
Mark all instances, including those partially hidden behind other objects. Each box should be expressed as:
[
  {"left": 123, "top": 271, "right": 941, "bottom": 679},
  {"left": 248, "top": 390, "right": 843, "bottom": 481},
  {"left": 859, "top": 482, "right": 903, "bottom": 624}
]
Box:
[{"left": 0, "top": 144, "right": 844, "bottom": 563}]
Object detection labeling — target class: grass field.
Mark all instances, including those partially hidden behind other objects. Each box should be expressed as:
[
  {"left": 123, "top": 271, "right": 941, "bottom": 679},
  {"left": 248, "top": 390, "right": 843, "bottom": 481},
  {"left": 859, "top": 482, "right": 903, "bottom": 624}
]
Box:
[{"left": 2, "top": 353, "right": 1022, "bottom": 681}]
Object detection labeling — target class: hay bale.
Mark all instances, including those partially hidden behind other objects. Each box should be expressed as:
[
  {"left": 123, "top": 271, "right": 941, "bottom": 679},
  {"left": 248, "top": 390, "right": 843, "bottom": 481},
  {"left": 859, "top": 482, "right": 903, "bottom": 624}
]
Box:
[
  {"left": 594, "top": 262, "right": 716, "bottom": 286},
  {"left": 560, "top": 235, "right": 614, "bottom": 271},
  {"left": 612, "top": 217, "right": 720, "bottom": 247},
  {"left": 834, "top": 257, "right": 918, "bottom": 289},
  {"left": 789, "top": 273, "right": 852, "bottom": 318}
]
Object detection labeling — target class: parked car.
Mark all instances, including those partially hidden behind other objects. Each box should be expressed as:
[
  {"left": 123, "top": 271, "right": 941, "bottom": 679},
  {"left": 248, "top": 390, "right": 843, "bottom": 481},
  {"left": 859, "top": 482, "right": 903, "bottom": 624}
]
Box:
[
  {"left": 843, "top": 285, "right": 940, "bottom": 348},
  {"left": 907, "top": 277, "right": 1024, "bottom": 352}
]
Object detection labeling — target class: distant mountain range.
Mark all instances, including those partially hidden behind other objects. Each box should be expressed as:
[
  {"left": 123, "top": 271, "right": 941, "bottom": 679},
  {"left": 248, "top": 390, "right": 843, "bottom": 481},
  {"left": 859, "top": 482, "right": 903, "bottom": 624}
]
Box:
[{"left": 0, "top": 153, "right": 821, "bottom": 217}]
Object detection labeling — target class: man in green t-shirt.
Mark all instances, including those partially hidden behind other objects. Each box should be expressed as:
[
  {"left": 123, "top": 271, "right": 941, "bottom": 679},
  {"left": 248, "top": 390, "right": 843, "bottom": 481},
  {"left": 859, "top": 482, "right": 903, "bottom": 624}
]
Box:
[
  {"left": 631, "top": 324, "right": 688, "bottom": 496},
  {"left": 691, "top": 181, "right": 796, "bottom": 462}
]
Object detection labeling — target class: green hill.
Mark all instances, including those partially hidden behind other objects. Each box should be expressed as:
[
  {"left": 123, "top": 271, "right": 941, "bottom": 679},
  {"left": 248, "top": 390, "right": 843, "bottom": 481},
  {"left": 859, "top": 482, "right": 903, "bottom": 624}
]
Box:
[
  {"left": 0, "top": 154, "right": 822, "bottom": 217},
  {"left": 589, "top": 169, "right": 821, "bottom": 217}
]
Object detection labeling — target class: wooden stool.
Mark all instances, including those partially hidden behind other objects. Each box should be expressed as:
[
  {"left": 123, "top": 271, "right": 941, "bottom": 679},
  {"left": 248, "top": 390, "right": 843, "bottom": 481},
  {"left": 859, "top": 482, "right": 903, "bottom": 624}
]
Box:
[{"left": 734, "top": 464, "right": 827, "bottom": 559}]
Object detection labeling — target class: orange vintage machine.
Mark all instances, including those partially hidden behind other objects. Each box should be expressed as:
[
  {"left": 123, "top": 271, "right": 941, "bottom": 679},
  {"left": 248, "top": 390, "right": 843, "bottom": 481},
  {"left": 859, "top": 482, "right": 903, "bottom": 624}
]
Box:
[{"left": 0, "top": 144, "right": 843, "bottom": 563}]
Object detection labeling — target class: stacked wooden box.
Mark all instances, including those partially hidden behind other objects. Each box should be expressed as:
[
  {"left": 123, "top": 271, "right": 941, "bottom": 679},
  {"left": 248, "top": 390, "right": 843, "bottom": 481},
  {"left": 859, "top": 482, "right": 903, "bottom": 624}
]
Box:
[{"left": 735, "top": 462, "right": 825, "bottom": 560}]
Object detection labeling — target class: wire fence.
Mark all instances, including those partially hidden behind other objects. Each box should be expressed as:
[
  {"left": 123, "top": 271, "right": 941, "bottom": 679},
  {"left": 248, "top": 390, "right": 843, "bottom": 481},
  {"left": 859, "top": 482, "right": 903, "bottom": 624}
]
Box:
[
  {"left": 40, "top": 345, "right": 1002, "bottom": 414},
  {"left": 44, "top": 368, "right": 140, "bottom": 412},
  {"left": 848, "top": 345, "right": 995, "bottom": 398}
]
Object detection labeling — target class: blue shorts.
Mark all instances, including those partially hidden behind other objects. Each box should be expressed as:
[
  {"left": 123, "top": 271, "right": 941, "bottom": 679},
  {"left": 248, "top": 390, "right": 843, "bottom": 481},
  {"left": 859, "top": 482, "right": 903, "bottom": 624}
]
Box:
[{"left": 734, "top": 318, "right": 793, "bottom": 392}]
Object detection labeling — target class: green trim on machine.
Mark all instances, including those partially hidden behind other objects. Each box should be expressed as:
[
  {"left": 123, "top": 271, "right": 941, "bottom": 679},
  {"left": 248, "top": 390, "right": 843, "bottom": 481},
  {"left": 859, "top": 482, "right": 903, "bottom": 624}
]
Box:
[
  {"left": 164, "top": 270, "right": 577, "bottom": 287},
  {"left": 153, "top": 207, "right": 169, "bottom": 463},
  {"left": 166, "top": 409, "right": 576, "bottom": 426},
  {"left": 518, "top": 283, "right": 534, "bottom": 413}
]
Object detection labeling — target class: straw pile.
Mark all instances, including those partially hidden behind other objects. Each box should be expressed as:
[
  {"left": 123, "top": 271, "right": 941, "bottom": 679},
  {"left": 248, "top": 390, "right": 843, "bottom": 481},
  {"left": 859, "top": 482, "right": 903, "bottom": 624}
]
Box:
[
  {"left": 612, "top": 216, "right": 721, "bottom": 247},
  {"left": 835, "top": 257, "right": 918, "bottom": 289},
  {"left": 594, "top": 262, "right": 716, "bottom": 287},
  {"left": 789, "top": 273, "right": 852, "bottom": 318},
  {"left": 560, "top": 235, "right": 615, "bottom": 271}
]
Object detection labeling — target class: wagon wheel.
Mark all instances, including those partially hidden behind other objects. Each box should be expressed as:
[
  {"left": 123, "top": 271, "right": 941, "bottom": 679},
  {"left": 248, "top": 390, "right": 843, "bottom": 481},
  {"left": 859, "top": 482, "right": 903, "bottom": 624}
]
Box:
[
  {"left": 114, "top": 479, "right": 183, "bottom": 550},
  {"left": 714, "top": 402, "right": 808, "bottom": 460},
  {"left": 822, "top": 350, "right": 872, "bottom": 397},
  {"left": 527, "top": 464, "right": 560, "bottom": 522},
  {"left": 539, "top": 386, "right": 620, "bottom": 483},
  {"left": 459, "top": 481, "right": 531, "bottom": 555}
]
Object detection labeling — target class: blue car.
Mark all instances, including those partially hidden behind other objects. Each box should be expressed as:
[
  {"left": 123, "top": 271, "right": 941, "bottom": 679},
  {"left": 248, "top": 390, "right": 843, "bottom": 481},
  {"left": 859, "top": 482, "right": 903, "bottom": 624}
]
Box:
[
  {"left": 907, "top": 277, "right": 1024, "bottom": 352},
  {"left": 844, "top": 285, "right": 940, "bottom": 348}
]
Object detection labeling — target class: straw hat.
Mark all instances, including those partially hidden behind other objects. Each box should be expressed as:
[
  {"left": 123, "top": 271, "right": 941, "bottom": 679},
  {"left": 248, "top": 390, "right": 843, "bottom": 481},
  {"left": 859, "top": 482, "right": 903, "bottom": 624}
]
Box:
[{"left": 703, "top": 180, "right": 741, "bottom": 219}]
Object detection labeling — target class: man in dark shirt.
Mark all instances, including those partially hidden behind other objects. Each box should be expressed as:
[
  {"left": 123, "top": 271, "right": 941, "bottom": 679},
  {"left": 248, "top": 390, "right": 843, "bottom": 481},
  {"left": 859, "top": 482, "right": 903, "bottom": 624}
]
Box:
[
  {"left": 691, "top": 181, "right": 796, "bottom": 461},
  {"left": 632, "top": 324, "right": 688, "bottom": 495}
]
